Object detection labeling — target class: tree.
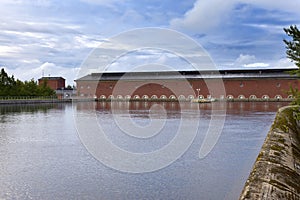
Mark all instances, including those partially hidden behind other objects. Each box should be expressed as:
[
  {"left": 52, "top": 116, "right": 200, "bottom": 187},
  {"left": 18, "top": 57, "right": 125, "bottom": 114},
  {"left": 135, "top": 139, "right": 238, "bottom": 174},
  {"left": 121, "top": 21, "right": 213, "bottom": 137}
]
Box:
[
  {"left": 0, "top": 68, "right": 56, "bottom": 97},
  {"left": 283, "top": 25, "right": 300, "bottom": 75},
  {"left": 284, "top": 25, "right": 300, "bottom": 105},
  {"left": 0, "top": 68, "right": 16, "bottom": 96},
  {"left": 66, "top": 85, "right": 73, "bottom": 90},
  {"left": 38, "top": 80, "right": 56, "bottom": 96}
]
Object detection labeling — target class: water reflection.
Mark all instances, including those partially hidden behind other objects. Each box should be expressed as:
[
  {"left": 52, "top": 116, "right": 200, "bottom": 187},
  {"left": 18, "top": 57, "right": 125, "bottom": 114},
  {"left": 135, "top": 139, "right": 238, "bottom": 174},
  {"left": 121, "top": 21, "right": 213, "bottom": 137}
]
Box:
[
  {"left": 0, "top": 101, "right": 290, "bottom": 200},
  {"left": 0, "top": 103, "right": 64, "bottom": 115},
  {"left": 77, "top": 101, "right": 288, "bottom": 115}
]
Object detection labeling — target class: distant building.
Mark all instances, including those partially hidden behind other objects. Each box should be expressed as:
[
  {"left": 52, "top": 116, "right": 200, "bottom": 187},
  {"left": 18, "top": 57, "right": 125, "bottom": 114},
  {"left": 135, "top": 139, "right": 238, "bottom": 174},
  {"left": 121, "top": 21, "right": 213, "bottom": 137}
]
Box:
[
  {"left": 75, "top": 68, "right": 300, "bottom": 101},
  {"left": 38, "top": 77, "right": 75, "bottom": 99},
  {"left": 38, "top": 77, "right": 65, "bottom": 90}
]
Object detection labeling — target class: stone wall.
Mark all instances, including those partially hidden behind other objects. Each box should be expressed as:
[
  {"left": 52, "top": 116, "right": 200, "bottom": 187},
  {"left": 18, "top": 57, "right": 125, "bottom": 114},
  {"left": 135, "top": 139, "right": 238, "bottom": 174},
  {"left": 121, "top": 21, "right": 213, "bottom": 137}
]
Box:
[{"left": 240, "top": 106, "right": 300, "bottom": 199}]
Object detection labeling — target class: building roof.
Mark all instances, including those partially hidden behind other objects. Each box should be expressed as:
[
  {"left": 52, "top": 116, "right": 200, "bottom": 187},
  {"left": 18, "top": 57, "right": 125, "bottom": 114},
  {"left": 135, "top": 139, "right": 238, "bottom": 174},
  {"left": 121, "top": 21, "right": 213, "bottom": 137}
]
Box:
[
  {"left": 75, "top": 68, "right": 299, "bottom": 81},
  {"left": 38, "top": 77, "right": 65, "bottom": 81}
]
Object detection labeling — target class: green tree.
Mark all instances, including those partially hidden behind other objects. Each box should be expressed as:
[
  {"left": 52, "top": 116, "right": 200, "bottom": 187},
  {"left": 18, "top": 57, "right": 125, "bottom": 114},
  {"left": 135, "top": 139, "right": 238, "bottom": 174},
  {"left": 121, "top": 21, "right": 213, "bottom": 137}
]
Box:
[
  {"left": 284, "top": 25, "right": 300, "bottom": 105},
  {"left": 38, "top": 80, "right": 56, "bottom": 96},
  {"left": 283, "top": 25, "right": 300, "bottom": 75},
  {"left": 0, "top": 68, "right": 56, "bottom": 98},
  {"left": 0, "top": 68, "right": 16, "bottom": 96},
  {"left": 66, "top": 85, "right": 73, "bottom": 90}
]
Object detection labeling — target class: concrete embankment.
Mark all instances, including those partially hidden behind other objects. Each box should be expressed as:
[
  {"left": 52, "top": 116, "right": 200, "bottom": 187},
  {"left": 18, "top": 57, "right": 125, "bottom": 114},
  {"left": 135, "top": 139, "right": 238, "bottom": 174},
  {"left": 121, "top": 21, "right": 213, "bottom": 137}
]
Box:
[{"left": 240, "top": 106, "right": 300, "bottom": 199}]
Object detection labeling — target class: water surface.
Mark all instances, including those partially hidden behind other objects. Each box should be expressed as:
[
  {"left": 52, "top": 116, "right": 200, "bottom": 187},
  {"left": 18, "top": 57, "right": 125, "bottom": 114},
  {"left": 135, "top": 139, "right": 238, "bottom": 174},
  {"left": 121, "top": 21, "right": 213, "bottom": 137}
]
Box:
[{"left": 0, "top": 102, "right": 288, "bottom": 199}]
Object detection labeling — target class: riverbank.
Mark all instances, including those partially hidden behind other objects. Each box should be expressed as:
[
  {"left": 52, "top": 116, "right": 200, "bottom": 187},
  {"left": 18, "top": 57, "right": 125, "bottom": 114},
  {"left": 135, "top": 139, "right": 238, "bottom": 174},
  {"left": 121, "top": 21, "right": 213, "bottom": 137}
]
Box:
[{"left": 239, "top": 106, "right": 300, "bottom": 199}]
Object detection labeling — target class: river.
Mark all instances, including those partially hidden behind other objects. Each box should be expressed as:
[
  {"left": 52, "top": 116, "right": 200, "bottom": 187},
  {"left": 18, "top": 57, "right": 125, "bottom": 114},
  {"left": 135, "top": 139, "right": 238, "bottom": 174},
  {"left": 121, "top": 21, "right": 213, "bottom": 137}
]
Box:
[{"left": 0, "top": 101, "right": 289, "bottom": 199}]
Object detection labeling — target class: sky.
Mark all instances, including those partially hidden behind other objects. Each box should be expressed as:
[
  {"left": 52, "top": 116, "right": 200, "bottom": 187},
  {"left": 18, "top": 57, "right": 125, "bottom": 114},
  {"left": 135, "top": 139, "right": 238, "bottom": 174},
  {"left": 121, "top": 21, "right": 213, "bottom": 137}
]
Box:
[{"left": 0, "top": 0, "right": 299, "bottom": 85}]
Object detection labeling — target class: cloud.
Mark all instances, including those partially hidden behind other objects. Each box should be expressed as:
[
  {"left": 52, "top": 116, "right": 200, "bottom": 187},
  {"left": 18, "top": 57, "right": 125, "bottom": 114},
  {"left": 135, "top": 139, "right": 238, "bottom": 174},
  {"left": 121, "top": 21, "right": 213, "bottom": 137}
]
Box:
[
  {"left": 1, "top": 0, "right": 299, "bottom": 83},
  {"left": 0, "top": 46, "right": 23, "bottom": 57},
  {"left": 170, "top": 0, "right": 236, "bottom": 33},
  {"left": 230, "top": 54, "right": 270, "bottom": 68},
  {"left": 106, "top": 49, "right": 193, "bottom": 72},
  {"left": 243, "top": 62, "right": 270, "bottom": 68},
  {"left": 234, "top": 54, "right": 256, "bottom": 66},
  {"left": 272, "top": 58, "right": 297, "bottom": 69},
  {"left": 230, "top": 54, "right": 296, "bottom": 69},
  {"left": 80, "top": 0, "right": 127, "bottom": 10},
  {"left": 170, "top": 0, "right": 300, "bottom": 33},
  {"left": 80, "top": 0, "right": 125, "bottom": 5},
  {"left": 2, "top": 62, "right": 79, "bottom": 86}
]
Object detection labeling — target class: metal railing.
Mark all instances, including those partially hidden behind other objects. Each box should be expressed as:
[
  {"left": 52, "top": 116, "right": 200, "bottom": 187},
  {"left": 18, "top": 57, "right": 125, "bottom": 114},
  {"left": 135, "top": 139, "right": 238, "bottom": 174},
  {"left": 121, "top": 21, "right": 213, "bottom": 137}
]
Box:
[{"left": 0, "top": 96, "right": 58, "bottom": 100}]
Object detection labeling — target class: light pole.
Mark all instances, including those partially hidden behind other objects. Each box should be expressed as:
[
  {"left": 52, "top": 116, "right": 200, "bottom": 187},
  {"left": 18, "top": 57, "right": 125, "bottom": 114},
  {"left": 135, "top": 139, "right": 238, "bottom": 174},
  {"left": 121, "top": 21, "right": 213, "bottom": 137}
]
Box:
[{"left": 196, "top": 88, "right": 200, "bottom": 99}]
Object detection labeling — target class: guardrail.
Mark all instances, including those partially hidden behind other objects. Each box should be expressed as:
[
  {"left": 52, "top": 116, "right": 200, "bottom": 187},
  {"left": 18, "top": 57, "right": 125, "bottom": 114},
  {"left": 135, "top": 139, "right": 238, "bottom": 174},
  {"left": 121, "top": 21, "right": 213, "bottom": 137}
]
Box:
[
  {"left": 0, "top": 96, "right": 58, "bottom": 100},
  {"left": 0, "top": 96, "right": 73, "bottom": 104}
]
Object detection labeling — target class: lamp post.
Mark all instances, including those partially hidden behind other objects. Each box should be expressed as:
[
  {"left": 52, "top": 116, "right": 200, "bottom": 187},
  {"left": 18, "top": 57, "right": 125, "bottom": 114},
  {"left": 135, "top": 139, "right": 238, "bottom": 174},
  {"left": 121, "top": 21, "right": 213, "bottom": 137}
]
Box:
[{"left": 196, "top": 88, "right": 200, "bottom": 99}]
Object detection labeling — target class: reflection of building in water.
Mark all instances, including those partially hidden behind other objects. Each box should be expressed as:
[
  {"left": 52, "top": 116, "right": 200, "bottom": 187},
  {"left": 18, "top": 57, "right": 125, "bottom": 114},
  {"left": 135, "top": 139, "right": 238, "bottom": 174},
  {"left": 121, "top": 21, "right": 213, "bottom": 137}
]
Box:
[{"left": 75, "top": 69, "right": 300, "bottom": 101}]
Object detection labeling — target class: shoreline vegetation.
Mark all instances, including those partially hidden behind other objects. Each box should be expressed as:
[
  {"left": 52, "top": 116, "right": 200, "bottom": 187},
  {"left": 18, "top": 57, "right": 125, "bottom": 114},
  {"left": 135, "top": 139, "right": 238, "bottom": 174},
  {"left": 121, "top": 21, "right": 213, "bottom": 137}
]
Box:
[{"left": 0, "top": 68, "right": 56, "bottom": 97}]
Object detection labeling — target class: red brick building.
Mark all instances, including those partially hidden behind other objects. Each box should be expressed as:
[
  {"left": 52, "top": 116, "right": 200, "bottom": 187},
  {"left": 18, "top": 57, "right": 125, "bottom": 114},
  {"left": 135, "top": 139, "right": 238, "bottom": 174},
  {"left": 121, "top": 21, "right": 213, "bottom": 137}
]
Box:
[
  {"left": 38, "top": 77, "right": 65, "bottom": 90},
  {"left": 75, "top": 69, "right": 300, "bottom": 101},
  {"left": 38, "top": 77, "right": 68, "bottom": 99}
]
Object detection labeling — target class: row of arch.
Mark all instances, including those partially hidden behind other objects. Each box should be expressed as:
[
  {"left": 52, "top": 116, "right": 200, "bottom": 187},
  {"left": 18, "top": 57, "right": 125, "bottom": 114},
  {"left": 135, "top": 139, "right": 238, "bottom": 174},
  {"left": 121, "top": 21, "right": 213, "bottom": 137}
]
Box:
[
  {"left": 226, "top": 94, "right": 293, "bottom": 99},
  {"left": 99, "top": 94, "right": 192, "bottom": 100},
  {"left": 98, "top": 94, "right": 294, "bottom": 100}
]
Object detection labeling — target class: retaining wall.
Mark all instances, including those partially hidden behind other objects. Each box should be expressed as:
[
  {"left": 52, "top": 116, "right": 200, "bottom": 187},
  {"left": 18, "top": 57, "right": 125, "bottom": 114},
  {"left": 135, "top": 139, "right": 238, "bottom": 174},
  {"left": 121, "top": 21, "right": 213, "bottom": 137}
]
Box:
[{"left": 240, "top": 106, "right": 300, "bottom": 199}]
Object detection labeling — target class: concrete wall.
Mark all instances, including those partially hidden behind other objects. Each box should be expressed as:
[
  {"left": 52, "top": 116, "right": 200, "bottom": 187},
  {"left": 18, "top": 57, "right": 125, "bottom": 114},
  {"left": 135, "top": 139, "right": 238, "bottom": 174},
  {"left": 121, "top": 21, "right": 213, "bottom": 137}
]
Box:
[{"left": 240, "top": 106, "right": 300, "bottom": 199}]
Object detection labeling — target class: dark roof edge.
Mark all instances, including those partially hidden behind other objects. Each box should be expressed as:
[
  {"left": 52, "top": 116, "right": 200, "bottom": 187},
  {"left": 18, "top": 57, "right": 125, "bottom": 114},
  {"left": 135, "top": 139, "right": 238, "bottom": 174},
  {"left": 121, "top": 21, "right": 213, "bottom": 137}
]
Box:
[
  {"left": 75, "top": 68, "right": 298, "bottom": 81},
  {"left": 38, "top": 77, "right": 65, "bottom": 80}
]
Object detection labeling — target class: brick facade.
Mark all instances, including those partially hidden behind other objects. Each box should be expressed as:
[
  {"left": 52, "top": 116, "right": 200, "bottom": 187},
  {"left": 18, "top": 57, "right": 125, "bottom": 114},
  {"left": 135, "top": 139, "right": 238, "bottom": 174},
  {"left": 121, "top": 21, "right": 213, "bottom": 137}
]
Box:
[
  {"left": 75, "top": 69, "right": 300, "bottom": 100},
  {"left": 38, "top": 77, "right": 65, "bottom": 90}
]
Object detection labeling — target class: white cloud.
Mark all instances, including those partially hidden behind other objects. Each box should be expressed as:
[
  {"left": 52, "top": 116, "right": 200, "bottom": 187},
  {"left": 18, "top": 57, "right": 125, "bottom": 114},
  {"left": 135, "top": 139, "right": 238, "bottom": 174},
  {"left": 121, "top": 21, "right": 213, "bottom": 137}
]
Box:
[
  {"left": 170, "top": 0, "right": 300, "bottom": 33},
  {"left": 243, "top": 62, "right": 270, "bottom": 68},
  {"left": 232, "top": 55, "right": 297, "bottom": 69},
  {"left": 244, "top": 23, "right": 288, "bottom": 34},
  {"left": 73, "top": 35, "right": 105, "bottom": 49},
  {"left": 3, "top": 62, "right": 79, "bottom": 86},
  {"left": 170, "top": 0, "right": 236, "bottom": 33},
  {"left": 80, "top": 0, "right": 122, "bottom": 5},
  {"left": 0, "top": 46, "right": 22, "bottom": 56},
  {"left": 230, "top": 54, "right": 269, "bottom": 68},
  {"left": 80, "top": 0, "right": 127, "bottom": 10},
  {"left": 272, "top": 58, "right": 297, "bottom": 69},
  {"left": 234, "top": 54, "right": 256, "bottom": 66},
  {"left": 246, "top": 0, "right": 300, "bottom": 14}
]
